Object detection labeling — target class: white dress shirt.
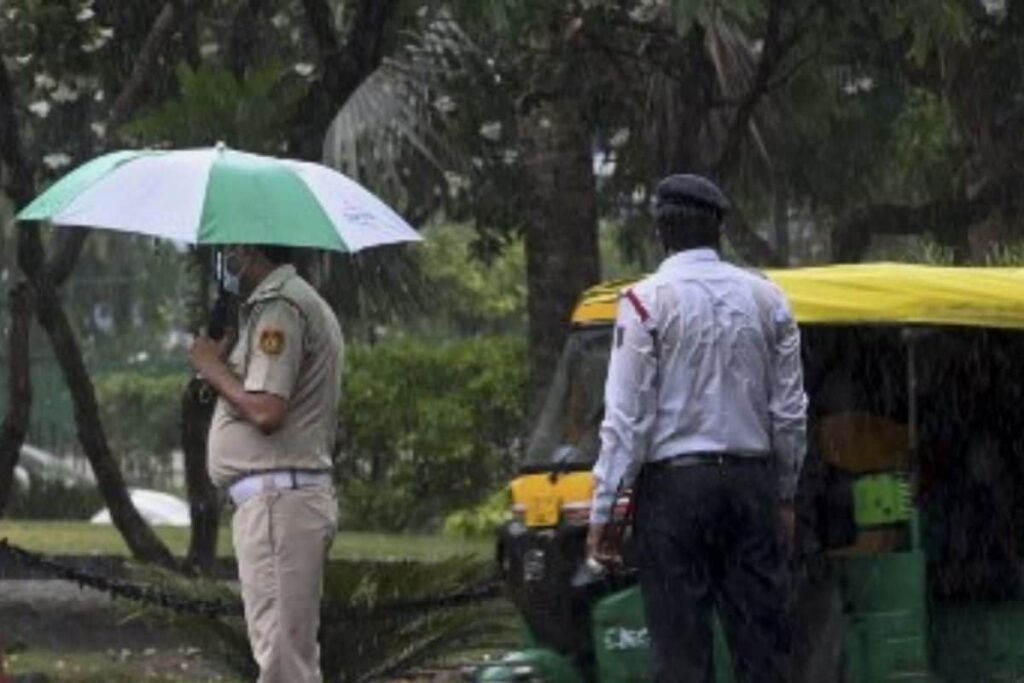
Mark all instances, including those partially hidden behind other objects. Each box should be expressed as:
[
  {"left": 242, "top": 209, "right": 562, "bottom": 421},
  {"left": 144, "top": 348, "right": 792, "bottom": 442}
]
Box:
[{"left": 590, "top": 248, "right": 808, "bottom": 523}]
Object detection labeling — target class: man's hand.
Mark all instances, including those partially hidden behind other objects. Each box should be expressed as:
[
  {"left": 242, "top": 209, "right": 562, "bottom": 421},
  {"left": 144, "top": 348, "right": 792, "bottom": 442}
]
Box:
[
  {"left": 188, "top": 331, "right": 234, "bottom": 376},
  {"left": 779, "top": 502, "right": 796, "bottom": 553},
  {"left": 586, "top": 522, "right": 623, "bottom": 569}
]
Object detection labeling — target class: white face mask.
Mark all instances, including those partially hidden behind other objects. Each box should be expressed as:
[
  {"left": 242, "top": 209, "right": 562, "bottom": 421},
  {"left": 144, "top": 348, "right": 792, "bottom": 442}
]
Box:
[{"left": 222, "top": 249, "right": 250, "bottom": 295}]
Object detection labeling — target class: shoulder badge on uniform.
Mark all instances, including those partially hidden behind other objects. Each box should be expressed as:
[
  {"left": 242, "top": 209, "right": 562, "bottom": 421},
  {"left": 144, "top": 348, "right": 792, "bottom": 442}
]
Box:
[
  {"left": 259, "top": 328, "right": 286, "bottom": 356},
  {"left": 623, "top": 288, "right": 650, "bottom": 322}
]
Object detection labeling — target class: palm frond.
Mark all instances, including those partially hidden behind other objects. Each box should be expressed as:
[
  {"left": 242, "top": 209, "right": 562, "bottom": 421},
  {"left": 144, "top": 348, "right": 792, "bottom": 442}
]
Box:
[
  {"left": 122, "top": 556, "right": 515, "bottom": 682},
  {"left": 298, "top": 246, "right": 430, "bottom": 339},
  {"left": 322, "top": 9, "right": 518, "bottom": 231}
]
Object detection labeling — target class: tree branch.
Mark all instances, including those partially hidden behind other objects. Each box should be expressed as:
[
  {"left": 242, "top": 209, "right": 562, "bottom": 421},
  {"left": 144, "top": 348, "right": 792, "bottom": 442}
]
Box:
[
  {"left": 227, "top": 0, "right": 273, "bottom": 78},
  {"left": 34, "top": 274, "right": 177, "bottom": 567},
  {"left": 831, "top": 194, "right": 994, "bottom": 262},
  {"left": 300, "top": 0, "right": 341, "bottom": 58},
  {"left": 47, "top": 231, "right": 90, "bottom": 286},
  {"left": 0, "top": 284, "right": 33, "bottom": 515},
  {"left": 712, "top": 0, "right": 787, "bottom": 175},
  {"left": 0, "top": 0, "right": 198, "bottom": 569},
  {"left": 107, "top": 1, "right": 201, "bottom": 134},
  {"left": 726, "top": 206, "right": 785, "bottom": 267},
  {"left": 291, "top": 0, "right": 399, "bottom": 160},
  {"left": 0, "top": 55, "right": 36, "bottom": 208}
]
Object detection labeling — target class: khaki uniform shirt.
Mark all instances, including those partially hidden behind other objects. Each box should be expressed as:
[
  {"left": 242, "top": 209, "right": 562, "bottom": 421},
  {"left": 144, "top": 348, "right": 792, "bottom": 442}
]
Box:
[{"left": 208, "top": 265, "right": 344, "bottom": 488}]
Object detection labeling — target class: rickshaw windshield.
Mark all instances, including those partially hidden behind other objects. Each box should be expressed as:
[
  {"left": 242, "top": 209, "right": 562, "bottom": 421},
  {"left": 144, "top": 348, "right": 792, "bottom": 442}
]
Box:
[{"left": 525, "top": 326, "right": 612, "bottom": 469}]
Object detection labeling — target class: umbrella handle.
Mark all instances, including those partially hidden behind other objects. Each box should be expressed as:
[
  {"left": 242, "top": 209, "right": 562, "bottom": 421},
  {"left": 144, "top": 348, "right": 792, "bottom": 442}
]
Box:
[
  {"left": 198, "top": 381, "right": 215, "bottom": 405},
  {"left": 207, "top": 288, "right": 234, "bottom": 341}
]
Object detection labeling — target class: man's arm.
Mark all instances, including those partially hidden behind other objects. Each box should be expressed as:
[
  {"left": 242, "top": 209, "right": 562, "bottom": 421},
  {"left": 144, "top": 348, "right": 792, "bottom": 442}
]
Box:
[
  {"left": 587, "top": 293, "right": 658, "bottom": 561},
  {"left": 769, "top": 297, "right": 808, "bottom": 503},
  {"left": 190, "top": 336, "right": 287, "bottom": 434},
  {"left": 189, "top": 298, "right": 304, "bottom": 435}
]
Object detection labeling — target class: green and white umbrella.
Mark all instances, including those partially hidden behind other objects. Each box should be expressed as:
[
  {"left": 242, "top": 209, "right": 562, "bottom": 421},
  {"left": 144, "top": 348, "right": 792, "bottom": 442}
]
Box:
[{"left": 17, "top": 144, "right": 421, "bottom": 252}]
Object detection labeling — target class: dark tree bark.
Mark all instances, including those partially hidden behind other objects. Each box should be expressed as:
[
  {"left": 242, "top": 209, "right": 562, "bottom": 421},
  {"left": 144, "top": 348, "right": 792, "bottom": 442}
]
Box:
[
  {"left": 773, "top": 177, "right": 790, "bottom": 266},
  {"left": 291, "top": 0, "right": 399, "bottom": 161},
  {"left": 712, "top": 0, "right": 787, "bottom": 176},
  {"left": 47, "top": 232, "right": 91, "bottom": 286},
  {"left": 0, "top": 59, "right": 35, "bottom": 209},
  {"left": 20, "top": 227, "right": 175, "bottom": 567},
  {"left": 106, "top": 1, "right": 194, "bottom": 133},
  {"left": 519, "top": 95, "right": 601, "bottom": 417},
  {"left": 227, "top": 0, "right": 272, "bottom": 78},
  {"left": 726, "top": 209, "right": 785, "bottom": 267},
  {"left": 831, "top": 194, "right": 995, "bottom": 263},
  {"left": 705, "top": 0, "right": 817, "bottom": 267},
  {"left": 182, "top": 378, "right": 220, "bottom": 574},
  {"left": 179, "top": 250, "right": 221, "bottom": 574},
  {"left": 0, "top": 0, "right": 201, "bottom": 567},
  {"left": 0, "top": 285, "right": 33, "bottom": 514}
]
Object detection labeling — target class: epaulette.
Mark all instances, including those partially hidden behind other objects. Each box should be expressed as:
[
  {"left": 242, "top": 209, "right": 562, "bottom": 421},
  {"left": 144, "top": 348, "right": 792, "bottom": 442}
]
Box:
[{"left": 623, "top": 288, "right": 650, "bottom": 323}]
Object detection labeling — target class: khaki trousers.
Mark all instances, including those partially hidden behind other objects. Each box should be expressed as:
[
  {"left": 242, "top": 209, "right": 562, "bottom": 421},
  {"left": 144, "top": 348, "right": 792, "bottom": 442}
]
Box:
[{"left": 233, "top": 486, "right": 338, "bottom": 683}]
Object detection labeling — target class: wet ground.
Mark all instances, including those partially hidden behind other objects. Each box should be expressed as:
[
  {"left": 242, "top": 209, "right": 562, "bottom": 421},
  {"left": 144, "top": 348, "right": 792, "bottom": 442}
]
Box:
[
  {"left": 1, "top": 579, "right": 477, "bottom": 682},
  {"left": 1, "top": 580, "right": 238, "bottom": 681}
]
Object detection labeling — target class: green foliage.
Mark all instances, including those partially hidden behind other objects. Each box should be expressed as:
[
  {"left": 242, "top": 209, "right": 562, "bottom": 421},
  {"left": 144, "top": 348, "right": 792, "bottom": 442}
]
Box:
[
  {"left": 94, "top": 370, "right": 188, "bottom": 479},
  {"left": 319, "top": 557, "right": 513, "bottom": 681},
  {"left": 338, "top": 337, "right": 526, "bottom": 532},
  {"left": 6, "top": 478, "right": 103, "bottom": 520},
  {"left": 880, "top": 0, "right": 973, "bottom": 67},
  {"left": 443, "top": 488, "right": 511, "bottom": 539},
  {"left": 983, "top": 243, "right": 1024, "bottom": 267},
  {"left": 413, "top": 222, "right": 526, "bottom": 335},
  {"left": 891, "top": 89, "right": 957, "bottom": 199},
  {"left": 133, "top": 557, "right": 514, "bottom": 682},
  {"left": 868, "top": 236, "right": 955, "bottom": 265},
  {"left": 123, "top": 62, "right": 307, "bottom": 152}
]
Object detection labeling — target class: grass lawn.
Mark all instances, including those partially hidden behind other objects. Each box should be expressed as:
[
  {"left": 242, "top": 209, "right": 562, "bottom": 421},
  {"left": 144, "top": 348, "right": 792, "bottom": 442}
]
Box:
[
  {"left": 5, "top": 648, "right": 244, "bottom": 683},
  {"left": 0, "top": 520, "right": 493, "bottom": 562}
]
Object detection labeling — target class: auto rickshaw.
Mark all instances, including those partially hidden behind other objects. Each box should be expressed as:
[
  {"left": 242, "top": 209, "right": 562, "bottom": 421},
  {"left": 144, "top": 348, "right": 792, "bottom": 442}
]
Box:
[{"left": 482, "top": 263, "right": 1024, "bottom": 682}]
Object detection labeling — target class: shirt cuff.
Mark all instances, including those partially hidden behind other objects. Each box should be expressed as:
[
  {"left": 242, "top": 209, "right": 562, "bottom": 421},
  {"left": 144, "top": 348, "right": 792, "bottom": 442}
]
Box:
[
  {"left": 778, "top": 474, "right": 799, "bottom": 502},
  {"left": 589, "top": 489, "right": 615, "bottom": 524}
]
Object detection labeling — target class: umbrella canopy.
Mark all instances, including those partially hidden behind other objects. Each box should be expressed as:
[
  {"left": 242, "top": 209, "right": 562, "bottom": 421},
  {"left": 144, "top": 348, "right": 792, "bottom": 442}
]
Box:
[{"left": 17, "top": 144, "right": 421, "bottom": 253}]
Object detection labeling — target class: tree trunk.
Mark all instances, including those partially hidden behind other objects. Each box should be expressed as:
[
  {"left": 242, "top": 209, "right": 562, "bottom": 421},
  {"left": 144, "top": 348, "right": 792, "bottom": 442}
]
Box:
[
  {"left": 291, "top": 0, "right": 398, "bottom": 160},
  {"left": 519, "top": 97, "right": 601, "bottom": 418},
  {"left": 0, "top": 284, "right": 33, "bottom": 514},
  {"left": 774, "top": 177, "right": 790, "bottom": 266},
  {"left": 227, "top": 0, "right": 272, "bottom": 79},
  {"left": 0, "top": 0, "right": 189, "bottom": 567},
  {"left": 182, "top": 378, "right": 220, "bottom": 575},
  {"left": 22, "top": 227, "right": 175, "bottom": 568}
]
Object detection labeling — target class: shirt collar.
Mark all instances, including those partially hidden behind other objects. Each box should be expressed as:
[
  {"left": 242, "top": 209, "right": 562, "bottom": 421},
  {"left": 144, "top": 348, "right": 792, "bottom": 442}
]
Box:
[
  {"left": 246, "top": 264, "right": 296, "bottom": 305},
  {"left": 657, "top": 248, "right": 720, "bottom": 273}
]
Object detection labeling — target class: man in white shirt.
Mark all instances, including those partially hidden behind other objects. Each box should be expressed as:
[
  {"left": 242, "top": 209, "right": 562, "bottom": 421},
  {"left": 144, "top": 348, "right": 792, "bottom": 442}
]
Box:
[{"left": 586, "top": 174, "right": 807, "bottom": 683}]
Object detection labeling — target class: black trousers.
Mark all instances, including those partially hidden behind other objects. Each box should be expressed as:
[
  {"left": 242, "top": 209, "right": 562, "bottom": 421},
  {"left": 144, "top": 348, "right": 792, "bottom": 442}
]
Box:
[{"left": 634, "top": 460, "right": 791, "bottom": 683}]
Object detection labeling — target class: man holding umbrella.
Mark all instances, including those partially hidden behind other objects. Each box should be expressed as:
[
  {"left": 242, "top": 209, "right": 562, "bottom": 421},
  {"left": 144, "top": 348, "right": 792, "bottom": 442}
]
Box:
[
  {"left": 18, "top": 144, "right": 422, "bottom": 683},
  {"left": 190, "top": 243, "right": 342, "bottom": 683}
]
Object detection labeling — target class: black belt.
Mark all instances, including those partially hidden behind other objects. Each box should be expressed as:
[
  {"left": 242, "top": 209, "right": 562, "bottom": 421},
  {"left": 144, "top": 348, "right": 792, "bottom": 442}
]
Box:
[{"left": 648, "top": 451, "right": 771, "bottom": 469}]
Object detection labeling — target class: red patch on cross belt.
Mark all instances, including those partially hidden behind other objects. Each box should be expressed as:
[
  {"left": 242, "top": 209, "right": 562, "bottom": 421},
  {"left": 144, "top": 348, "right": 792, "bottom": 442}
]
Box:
[{"left": 623, "top": 289, "right": 650, "bottom": 322}]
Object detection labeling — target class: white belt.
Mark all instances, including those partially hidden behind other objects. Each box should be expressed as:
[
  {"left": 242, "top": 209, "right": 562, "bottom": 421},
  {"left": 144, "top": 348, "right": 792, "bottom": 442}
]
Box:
[{"left": 228, "top": 469, "right": 332, "bottom": 506}]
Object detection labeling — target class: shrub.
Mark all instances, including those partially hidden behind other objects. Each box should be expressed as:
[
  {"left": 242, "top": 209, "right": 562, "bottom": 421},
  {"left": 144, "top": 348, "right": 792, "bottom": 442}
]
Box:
[
  {"left": 94, "top": 370, "right": 187, "bottom": 483},
  {"left": 337, "top": 337, "right": 526, "bottom": 532},
  {"left": 6, "top": 477, "right": 104, "bottom": 520},
  {"left": 134, "top": 556, "right": 515, "bottom": 682},
  {"left": 443, "top": 488, "right": 512, "bottom": 539}
]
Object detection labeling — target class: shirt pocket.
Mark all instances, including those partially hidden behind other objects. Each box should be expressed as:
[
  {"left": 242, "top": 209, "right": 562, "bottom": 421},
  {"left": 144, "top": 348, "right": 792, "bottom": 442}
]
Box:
[{"left": 228, "top": 328, "right": 249, "bottom": 375}]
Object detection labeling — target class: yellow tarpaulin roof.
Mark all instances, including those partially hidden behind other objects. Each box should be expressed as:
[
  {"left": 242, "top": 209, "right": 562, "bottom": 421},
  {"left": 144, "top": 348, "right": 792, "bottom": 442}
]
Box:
[{"left": 572, "top": 263, "right": 1024, "bottom": 330}]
